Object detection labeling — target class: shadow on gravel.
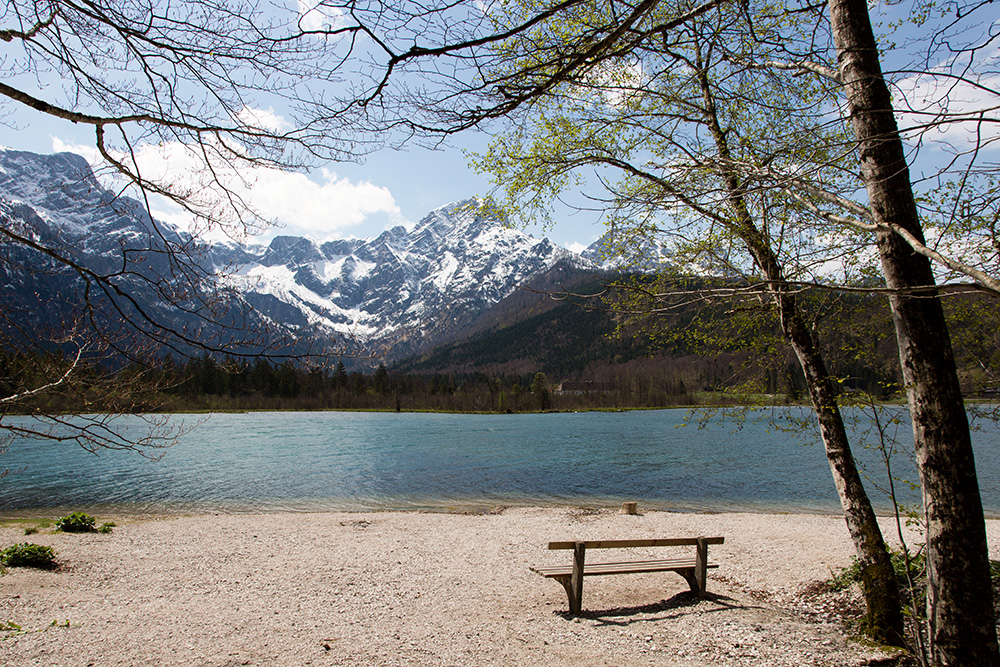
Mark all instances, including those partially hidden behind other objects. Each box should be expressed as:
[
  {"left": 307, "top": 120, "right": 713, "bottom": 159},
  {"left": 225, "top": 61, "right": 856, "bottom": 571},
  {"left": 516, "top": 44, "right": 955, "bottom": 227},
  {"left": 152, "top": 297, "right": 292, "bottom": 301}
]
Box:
[{"left": 561, "top": 591, "right": 759, "bottom": 625}]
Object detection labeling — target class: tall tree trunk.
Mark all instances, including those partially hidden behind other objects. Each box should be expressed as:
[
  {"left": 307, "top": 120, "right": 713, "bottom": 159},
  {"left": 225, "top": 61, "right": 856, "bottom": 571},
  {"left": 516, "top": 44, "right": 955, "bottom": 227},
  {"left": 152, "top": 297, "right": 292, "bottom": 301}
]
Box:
[
  {"left": 828, "top": 0, "right": 999, "bottom": 663},
  {"left": 695, "top": 65, "right": 904, "bottom": 645}
]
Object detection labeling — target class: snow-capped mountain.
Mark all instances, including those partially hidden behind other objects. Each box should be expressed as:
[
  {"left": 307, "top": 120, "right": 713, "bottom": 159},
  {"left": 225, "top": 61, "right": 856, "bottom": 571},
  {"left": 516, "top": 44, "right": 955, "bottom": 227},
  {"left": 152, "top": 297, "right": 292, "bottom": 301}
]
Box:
[
  {"left": 216, "top": 200, "right": 586, "bottom": 346},
  {"left": 0, "top": 149, "right": 215, "bottom": 353},
  {"left": 582, "top": 227, "right": 676, "bottom": 271},
  {"left": 0, "top": 148, "right": 592, "bottom": 357}
]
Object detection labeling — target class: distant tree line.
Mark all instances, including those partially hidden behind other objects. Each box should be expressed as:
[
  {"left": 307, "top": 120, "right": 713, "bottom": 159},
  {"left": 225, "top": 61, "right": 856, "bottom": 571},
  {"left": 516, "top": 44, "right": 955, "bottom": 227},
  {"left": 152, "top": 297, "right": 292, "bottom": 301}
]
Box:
[
  {"left": 157, "top": 358, "right": 705, "bottom": 413},
  {"left": 3, "top": 285, "right": 996, "bottom": 416}
]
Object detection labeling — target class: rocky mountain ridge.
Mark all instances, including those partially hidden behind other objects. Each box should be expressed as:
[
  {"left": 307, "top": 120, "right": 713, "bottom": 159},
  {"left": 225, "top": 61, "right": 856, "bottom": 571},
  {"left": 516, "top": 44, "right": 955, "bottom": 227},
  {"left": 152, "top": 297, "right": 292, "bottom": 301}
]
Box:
[{"left": 0, "top": 148, "right": 596, "bottom": 358}]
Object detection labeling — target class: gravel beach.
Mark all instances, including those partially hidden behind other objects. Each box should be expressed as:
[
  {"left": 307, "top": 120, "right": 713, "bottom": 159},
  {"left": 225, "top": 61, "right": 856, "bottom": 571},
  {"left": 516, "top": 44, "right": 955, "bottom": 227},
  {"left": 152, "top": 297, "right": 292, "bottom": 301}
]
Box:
[{"left": 4, "top": 507, "right": 993, "bottom": 666}]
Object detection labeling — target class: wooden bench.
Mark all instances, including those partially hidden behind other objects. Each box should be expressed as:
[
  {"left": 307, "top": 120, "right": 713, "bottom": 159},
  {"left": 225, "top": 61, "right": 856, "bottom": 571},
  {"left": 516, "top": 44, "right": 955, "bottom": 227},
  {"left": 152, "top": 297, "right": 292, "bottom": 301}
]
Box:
[{"left": 530, "top": 536, "right": 725, "bottom": 615}]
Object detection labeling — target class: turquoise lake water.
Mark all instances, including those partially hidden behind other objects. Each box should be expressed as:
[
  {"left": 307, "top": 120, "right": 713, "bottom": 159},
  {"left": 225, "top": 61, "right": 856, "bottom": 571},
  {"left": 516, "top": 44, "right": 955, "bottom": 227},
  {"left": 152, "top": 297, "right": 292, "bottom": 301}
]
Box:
[{"left": 1, "top": 408, "right": 998, "bottom": 516}]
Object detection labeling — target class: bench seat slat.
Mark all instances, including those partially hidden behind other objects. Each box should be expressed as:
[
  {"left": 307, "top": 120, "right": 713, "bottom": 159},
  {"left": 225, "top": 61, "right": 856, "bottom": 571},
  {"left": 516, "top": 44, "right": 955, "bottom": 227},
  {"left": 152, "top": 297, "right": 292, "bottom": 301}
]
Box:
[{"left": 530, "top": 558, "right": 719, "bottom": 578}]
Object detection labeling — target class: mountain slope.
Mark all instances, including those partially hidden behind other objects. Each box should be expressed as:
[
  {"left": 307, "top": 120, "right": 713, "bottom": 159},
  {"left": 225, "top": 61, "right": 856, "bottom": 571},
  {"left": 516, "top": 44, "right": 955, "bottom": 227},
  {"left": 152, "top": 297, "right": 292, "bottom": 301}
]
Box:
[
  {"left": 0, "top": 149, "right": 234, "bottom": 358},
  {"left": 391, "top": 264, "right": 645, "bottom": 377}
]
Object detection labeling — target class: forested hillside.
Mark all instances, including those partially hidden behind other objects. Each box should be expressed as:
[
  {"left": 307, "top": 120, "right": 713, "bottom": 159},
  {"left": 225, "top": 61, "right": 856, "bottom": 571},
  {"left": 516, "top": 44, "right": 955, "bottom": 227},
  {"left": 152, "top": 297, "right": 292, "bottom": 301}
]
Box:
[{"left": 4, "top": 269, "right": 996, "bottom": 415}]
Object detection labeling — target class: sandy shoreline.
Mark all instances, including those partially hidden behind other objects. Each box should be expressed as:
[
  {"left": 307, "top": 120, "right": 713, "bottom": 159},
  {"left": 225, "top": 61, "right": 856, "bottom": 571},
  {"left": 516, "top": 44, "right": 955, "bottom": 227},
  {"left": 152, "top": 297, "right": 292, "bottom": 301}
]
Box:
[{"left": 4, "top": 507, "right": 993, "bottom": 666}]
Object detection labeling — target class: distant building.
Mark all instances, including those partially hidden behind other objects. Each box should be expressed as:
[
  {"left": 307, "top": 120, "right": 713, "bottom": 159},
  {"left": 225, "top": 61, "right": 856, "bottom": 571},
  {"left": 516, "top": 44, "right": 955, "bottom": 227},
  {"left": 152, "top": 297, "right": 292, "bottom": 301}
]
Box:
[{"left": 555, "top": 381, "right": 613, "bottom": 395}]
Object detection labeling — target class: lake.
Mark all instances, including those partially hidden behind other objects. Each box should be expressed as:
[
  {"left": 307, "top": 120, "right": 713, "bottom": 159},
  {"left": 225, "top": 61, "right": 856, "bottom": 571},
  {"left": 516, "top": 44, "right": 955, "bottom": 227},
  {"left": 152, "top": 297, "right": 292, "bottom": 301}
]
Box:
[{"left": 1, "top": 408, "right": 998, "bottom": 516}]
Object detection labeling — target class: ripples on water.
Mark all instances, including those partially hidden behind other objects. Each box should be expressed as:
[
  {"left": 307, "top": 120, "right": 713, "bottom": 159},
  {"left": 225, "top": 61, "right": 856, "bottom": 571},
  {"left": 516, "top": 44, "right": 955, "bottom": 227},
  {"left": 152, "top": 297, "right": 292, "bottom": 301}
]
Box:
[{"left": 1, "top": 408, "right": 997, "bottom": 516}]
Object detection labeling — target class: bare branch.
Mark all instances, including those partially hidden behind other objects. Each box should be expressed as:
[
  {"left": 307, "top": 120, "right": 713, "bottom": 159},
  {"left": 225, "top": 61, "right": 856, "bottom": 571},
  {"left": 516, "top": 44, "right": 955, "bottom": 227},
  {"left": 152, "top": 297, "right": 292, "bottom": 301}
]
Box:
[{"left": 0, "top": 345, "right": 84, "bottom": 405}]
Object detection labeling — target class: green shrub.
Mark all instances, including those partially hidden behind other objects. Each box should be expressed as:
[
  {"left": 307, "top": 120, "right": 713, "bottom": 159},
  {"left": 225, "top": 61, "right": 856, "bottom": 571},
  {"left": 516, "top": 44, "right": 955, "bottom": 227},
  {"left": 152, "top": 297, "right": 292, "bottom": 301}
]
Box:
[
  {"left": 23, "top": 527, "right": 37, "bottom": 536},
  {"left": 991, "top": 559, "right": 1000, "bottom": 585},
  {"left": 0, "top": 543, "right": 57, "bottom": 569},
  {"left": 97, "top": 522, "right": 116, "bottom": 534},
  {"left": 55, "top": 512, "right": 96, "bottom": 533},
  {"left": 830, "top": 546, "right": 1000, "bottom": 624},
  {"left": 830, "top": 546, "right": 926, "bottom": 594}
]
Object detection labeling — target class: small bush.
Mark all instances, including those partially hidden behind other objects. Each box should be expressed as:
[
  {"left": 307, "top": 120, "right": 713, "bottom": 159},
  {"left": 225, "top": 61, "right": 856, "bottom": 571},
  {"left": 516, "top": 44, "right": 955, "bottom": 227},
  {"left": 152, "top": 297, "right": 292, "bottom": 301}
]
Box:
[
  {"left": 831, "top": 546, "right": 1000, "bottom": 626},
  {"left": 55, "top": 512, "right": 96, "bottom": 533},
  {"left": 0, "top": 543, "right": 57, "bottom": 569},
  {"left": 97, "top": 522, "right": 116, "bottom": 534},
  {"left": 23, "top": 527, "right": 37, "bottom": 536},
  {"left": 829, "top": 546, "right": 926, "bottom": 595},
  {"left": 991, "top": 559, "right": 1000, "bottom": 585}
]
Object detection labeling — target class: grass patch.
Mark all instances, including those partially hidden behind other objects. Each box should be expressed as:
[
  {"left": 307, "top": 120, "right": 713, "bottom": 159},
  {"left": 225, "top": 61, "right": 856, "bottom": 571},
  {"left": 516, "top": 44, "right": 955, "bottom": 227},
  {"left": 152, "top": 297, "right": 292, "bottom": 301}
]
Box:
[{"left": 52, "top": 512, "right": 115, "bottom": 534}]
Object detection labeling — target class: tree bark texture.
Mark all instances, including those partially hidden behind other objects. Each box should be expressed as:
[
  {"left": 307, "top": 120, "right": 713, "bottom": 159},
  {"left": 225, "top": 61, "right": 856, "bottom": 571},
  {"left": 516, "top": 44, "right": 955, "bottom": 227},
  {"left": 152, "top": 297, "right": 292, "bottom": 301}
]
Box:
[
  {"left": 828, "top": 0, "right": 999, "bottom": 663},
  {"left": 696, "top": 67, "right": 904, "bottom": 646}
]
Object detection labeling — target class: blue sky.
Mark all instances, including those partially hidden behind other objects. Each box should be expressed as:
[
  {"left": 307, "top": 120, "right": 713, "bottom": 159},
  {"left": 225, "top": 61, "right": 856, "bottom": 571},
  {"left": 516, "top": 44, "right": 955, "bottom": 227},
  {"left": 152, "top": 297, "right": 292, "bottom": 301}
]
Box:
[
  {"left": 0, "top": 61, "right": 606, "bottom": 254},
  {"left": 2, "top": 0, "right": 995, "bottom": 259},
  {"left": 1, "top": 112, "right": 602, "bottom": 253}
]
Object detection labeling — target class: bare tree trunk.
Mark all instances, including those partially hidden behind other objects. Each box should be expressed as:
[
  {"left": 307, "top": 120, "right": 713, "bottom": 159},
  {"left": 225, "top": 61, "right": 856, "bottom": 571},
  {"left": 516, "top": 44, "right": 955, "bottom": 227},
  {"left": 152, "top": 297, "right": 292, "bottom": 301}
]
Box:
[
  {"left": 696, "top": 66, "right": 904, "bottom": 645},
  {"left": 828, "top": 0, "right": 1000, "bottom": 663}
]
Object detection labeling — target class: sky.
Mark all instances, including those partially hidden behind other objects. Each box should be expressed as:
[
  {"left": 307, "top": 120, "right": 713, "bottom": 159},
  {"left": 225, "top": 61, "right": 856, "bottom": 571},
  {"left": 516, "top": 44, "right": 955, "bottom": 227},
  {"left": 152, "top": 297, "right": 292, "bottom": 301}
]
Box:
[
  {"left": 0, "top": 110, "right": 604, "bottom": 255},
  {"left": 1, "top": 0, "right": 995, "bottom": 259},
  {"left": 0, "top": 0, "right": 608, "bottom": 256}
]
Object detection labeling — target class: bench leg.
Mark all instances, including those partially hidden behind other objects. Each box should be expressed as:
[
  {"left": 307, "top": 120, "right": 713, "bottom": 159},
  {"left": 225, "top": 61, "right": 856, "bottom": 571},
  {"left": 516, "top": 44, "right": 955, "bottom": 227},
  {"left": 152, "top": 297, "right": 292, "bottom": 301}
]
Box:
[
  {"left": 678, "top": 568, "right": 701, "bottom": 596},
  {"left": 694, "top": 537, "right": 708, "bottom": 596},
  {"left": 680, "top": 538, "right": 710, "bottom": 597},
  {"left": 552, "top": 542, "right": 587, "bottom": 615},
  {"left": 570, "top": 542, "right": 585, "bottom": 614},
  {"left": 553, "top": 575, "right": 582, "bottom": 615}
]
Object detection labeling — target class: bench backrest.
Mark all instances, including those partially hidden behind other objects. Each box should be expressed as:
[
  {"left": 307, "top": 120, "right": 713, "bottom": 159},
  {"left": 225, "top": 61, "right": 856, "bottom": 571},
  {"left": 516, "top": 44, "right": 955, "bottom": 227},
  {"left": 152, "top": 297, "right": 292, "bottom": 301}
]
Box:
[{"left": 548, "top": 536, "right": 724, "bottom": 550}]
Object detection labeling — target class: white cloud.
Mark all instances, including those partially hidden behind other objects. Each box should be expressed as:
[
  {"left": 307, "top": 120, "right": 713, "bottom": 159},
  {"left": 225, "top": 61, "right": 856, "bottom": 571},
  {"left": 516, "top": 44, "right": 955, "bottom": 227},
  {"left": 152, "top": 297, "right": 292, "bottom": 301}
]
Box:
[
  {"left": 51, "top": 136, "right": 404, "bottom": 242},
  {"left": 297, "top": 0, "right": 346, "bottom": 32},
  {"left": 245, "top": 166, "right": 403, "bottom": 235},
  {"left": 52, "top": 137, "right": 103, "bottom": 165},
  {"left": 588, "top": 58, "right": 645, "bottom": 108},
  {"left": 472, "top": 0, "right": 498, "bottom": 15},
  {"left": 235, "top": 106, "right": 291, "bottom": 133},
  {"left": 565, "top": 241, "right": 589, "bottom": 255},
  {"left": 893, "top": 62, "right": 1000, "bottom": 149}
]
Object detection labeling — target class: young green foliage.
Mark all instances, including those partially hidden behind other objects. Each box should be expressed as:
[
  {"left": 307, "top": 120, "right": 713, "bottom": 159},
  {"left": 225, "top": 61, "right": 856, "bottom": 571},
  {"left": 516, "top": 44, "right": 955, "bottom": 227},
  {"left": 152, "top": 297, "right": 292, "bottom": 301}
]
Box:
[
  {"left": 55, "top": 512, "right": 97, "bottom": 533},
  {"left": 0, "top": 543, "right": 57, "bottom": 569}
]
